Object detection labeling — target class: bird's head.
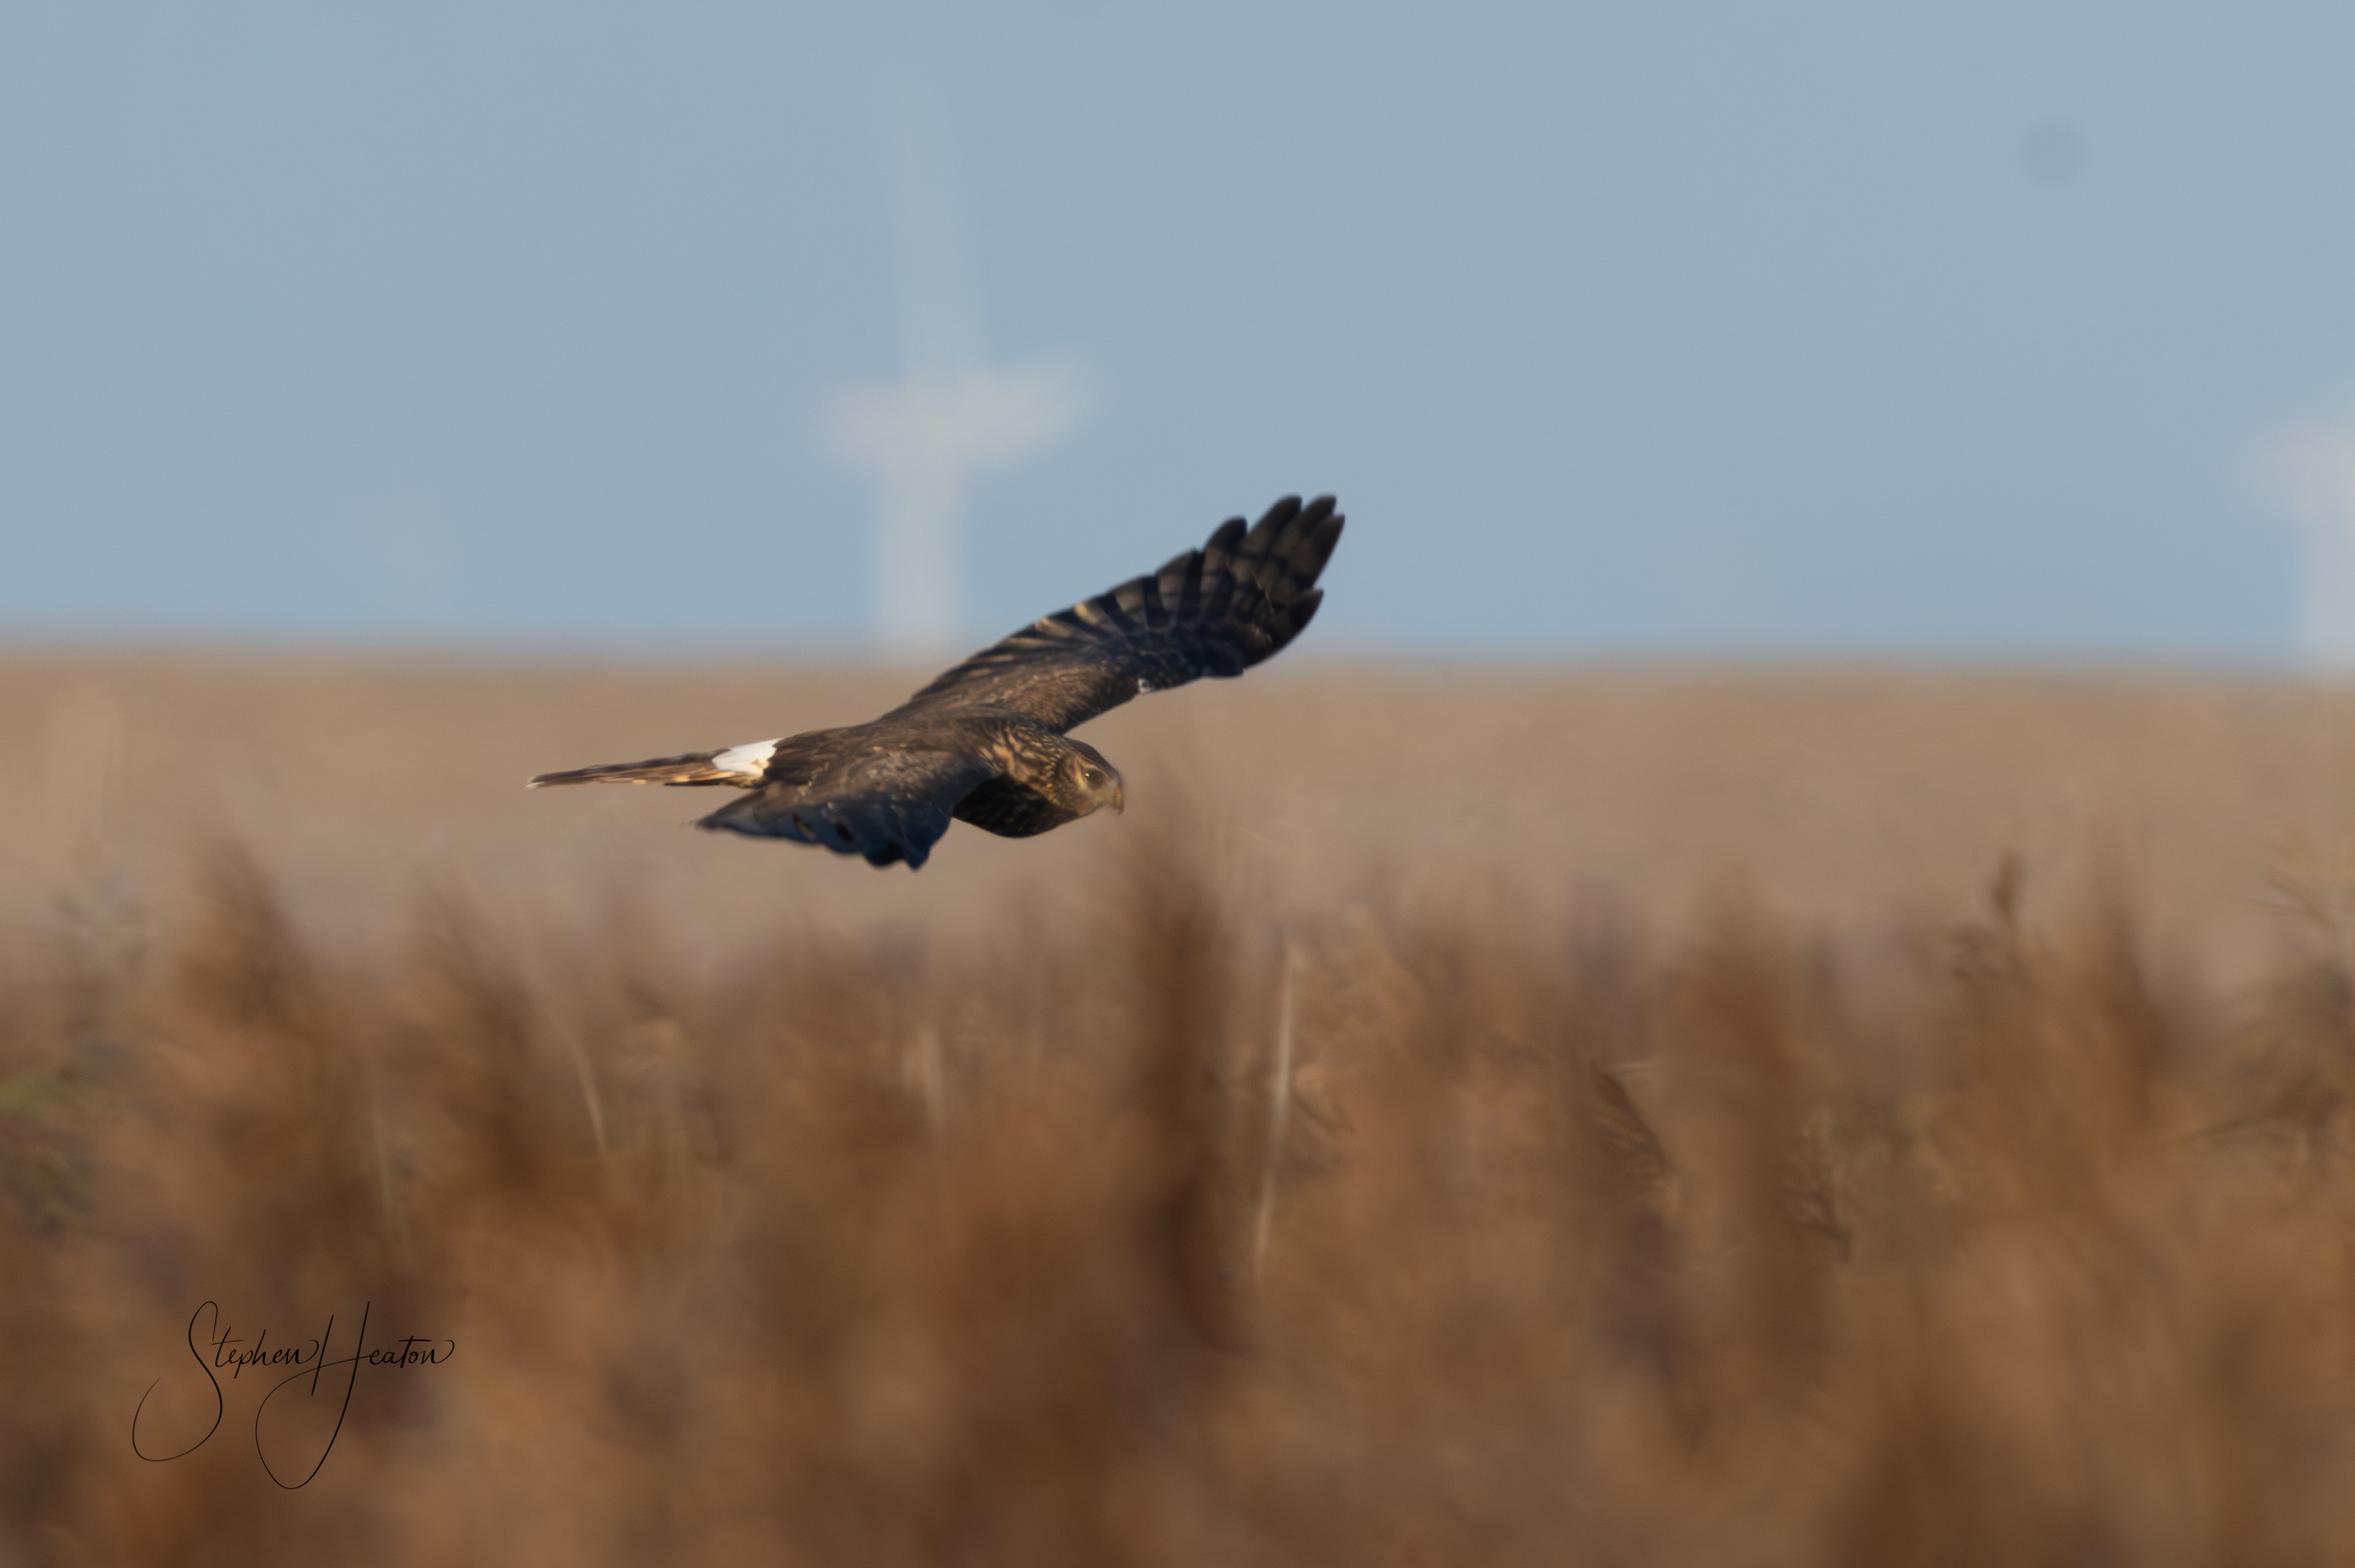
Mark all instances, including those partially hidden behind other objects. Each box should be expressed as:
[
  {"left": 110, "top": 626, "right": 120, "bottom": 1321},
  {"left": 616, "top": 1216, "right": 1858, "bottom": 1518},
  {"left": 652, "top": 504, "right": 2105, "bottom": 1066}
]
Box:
[{"left": 1062, "top": 741, "right": 1125, "bottom": 818}]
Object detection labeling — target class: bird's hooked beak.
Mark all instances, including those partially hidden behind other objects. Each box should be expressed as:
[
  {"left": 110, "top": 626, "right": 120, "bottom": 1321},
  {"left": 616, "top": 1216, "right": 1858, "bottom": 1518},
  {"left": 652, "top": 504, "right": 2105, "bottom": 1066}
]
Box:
[{"left": 1111, "top": 778, "right": 1126, "bottom": 814}]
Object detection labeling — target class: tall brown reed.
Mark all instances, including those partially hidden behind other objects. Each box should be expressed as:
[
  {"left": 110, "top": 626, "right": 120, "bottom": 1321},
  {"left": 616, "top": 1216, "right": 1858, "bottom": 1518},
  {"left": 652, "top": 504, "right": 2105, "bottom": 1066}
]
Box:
[{"left": 5, "top": 844, "right": 2355, "bottom": 1566}]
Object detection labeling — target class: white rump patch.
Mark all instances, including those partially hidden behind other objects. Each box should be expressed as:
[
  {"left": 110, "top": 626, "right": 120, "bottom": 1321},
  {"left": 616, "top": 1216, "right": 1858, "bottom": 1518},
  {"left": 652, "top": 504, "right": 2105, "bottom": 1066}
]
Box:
[{"left": 711, "top": 738, "right": 780, "bottom": 778}]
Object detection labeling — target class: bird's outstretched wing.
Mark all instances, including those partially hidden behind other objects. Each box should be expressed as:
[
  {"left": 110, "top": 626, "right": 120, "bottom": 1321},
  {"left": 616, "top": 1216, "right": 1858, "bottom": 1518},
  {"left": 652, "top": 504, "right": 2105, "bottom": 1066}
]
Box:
[
  {"left": 896, "top": 494, "right": 1344, "bottom": 734},
  {"left": 695, "top": 747, "right": 997, "bottom": 869}
]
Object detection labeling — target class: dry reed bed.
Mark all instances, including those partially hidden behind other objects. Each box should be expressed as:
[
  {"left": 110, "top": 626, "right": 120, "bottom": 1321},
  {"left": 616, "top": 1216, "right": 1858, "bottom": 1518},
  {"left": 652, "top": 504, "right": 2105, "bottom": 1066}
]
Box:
[{"left": 5, "top": 842, "right": 2355, "bottom": 1567}]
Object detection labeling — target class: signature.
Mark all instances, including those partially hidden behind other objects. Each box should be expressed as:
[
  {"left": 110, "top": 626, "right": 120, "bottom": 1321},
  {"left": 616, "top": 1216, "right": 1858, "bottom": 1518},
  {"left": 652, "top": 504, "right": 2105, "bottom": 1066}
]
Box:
[{"left": 132, "top": 1302, "right": 454, "bottom": 1488}]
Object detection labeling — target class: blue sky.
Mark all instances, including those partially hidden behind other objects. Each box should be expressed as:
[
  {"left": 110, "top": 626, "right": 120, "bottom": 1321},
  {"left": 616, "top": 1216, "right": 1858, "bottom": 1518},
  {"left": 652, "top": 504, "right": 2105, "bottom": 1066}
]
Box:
[{"left": 4, "top": 2, "right": 2354, "bottom": 660}]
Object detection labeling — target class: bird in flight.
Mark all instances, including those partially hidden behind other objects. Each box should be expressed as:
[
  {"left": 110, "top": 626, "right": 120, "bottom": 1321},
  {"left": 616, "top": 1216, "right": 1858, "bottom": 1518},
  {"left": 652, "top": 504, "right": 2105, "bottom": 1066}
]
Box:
[{"left": 530, "top": 495, "right": 1344, "bottom": 869}]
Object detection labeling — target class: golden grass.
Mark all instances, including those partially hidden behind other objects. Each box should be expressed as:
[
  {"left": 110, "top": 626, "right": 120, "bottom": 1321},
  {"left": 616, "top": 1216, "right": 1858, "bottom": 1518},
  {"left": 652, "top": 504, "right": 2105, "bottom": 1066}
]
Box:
[
  {"left": 3, "top": 835, "right": 2355, "bottom": 1563},
  {"left": 6, "top": 651, "right": 2353, "bottom": 960},
  {"left": 8, "top": 655, "right": 2355, "bottom": 1563}
]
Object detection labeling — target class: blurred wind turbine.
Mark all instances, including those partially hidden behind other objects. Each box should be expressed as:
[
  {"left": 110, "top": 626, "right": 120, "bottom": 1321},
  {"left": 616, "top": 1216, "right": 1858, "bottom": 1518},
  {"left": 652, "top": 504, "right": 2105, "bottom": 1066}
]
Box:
[
  {"left": 2262, "top": 408, "right": 2355, "bottom": 669},
  {"left": 827, "top": 60, "right": 1086, "bottom": 655}
]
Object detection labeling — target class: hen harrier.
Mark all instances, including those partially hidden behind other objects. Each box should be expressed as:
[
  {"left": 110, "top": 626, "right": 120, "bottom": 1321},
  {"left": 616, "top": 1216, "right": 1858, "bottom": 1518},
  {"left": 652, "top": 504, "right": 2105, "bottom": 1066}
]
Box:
[{"left": 530, "top": 495, "right": 1344, "bottom": 869}]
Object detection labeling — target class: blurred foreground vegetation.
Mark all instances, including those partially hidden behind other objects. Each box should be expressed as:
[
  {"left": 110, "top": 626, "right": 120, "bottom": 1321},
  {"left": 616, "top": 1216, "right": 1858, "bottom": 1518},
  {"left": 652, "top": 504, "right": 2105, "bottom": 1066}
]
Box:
[{"left": 6, "top": 839, "right": 2355, "bottom": 1566}]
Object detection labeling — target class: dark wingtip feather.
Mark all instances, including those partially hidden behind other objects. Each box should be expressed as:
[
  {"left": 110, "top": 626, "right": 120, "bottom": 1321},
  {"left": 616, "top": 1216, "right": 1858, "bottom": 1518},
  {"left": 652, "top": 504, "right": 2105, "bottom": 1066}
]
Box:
[{"left": 1310, "top": 504, "right": 1344, "bottom": 554}]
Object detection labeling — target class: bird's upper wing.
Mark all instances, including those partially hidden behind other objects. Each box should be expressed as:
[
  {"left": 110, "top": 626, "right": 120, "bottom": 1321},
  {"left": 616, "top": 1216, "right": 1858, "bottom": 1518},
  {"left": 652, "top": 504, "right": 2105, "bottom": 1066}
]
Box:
[
  {"left": 695, "top": 744, "right": 998, "bottom": 869},
  {"left": 894, "top": 495, "right": 1344, "bottom": 734}
]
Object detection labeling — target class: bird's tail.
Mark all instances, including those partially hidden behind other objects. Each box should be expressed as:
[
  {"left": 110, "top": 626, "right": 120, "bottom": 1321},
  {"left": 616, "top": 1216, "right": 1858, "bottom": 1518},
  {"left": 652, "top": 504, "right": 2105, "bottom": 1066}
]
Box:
[{"left": 528, "top": 750, "right": 746, "bottom": 788}]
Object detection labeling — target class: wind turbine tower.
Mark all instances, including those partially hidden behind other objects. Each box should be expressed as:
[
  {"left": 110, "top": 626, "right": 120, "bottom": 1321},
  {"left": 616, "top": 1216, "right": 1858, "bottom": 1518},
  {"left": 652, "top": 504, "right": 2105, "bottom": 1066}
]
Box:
[
  {"left": 829, "top": 62, "right": 1083, "bottom": 655},
  {"left": 2267, "top": 411, "right": 2355, "bottom": 670}
]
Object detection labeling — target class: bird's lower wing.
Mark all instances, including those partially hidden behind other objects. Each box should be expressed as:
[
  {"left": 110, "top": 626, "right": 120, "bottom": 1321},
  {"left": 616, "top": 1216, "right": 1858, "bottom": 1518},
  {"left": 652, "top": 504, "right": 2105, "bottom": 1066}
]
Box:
[
  {"left": 893, "top": 494, "right": 1344, "bottom": 734},
  {"left": 694, "top": 749, "right": 998, "bottom": 870}
]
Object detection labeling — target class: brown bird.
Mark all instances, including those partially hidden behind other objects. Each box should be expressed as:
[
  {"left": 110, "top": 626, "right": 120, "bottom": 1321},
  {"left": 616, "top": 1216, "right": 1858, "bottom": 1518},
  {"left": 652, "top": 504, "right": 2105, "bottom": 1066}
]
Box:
[{"left": 529, "top": 495, "right": 1344, "bottom": 869}]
